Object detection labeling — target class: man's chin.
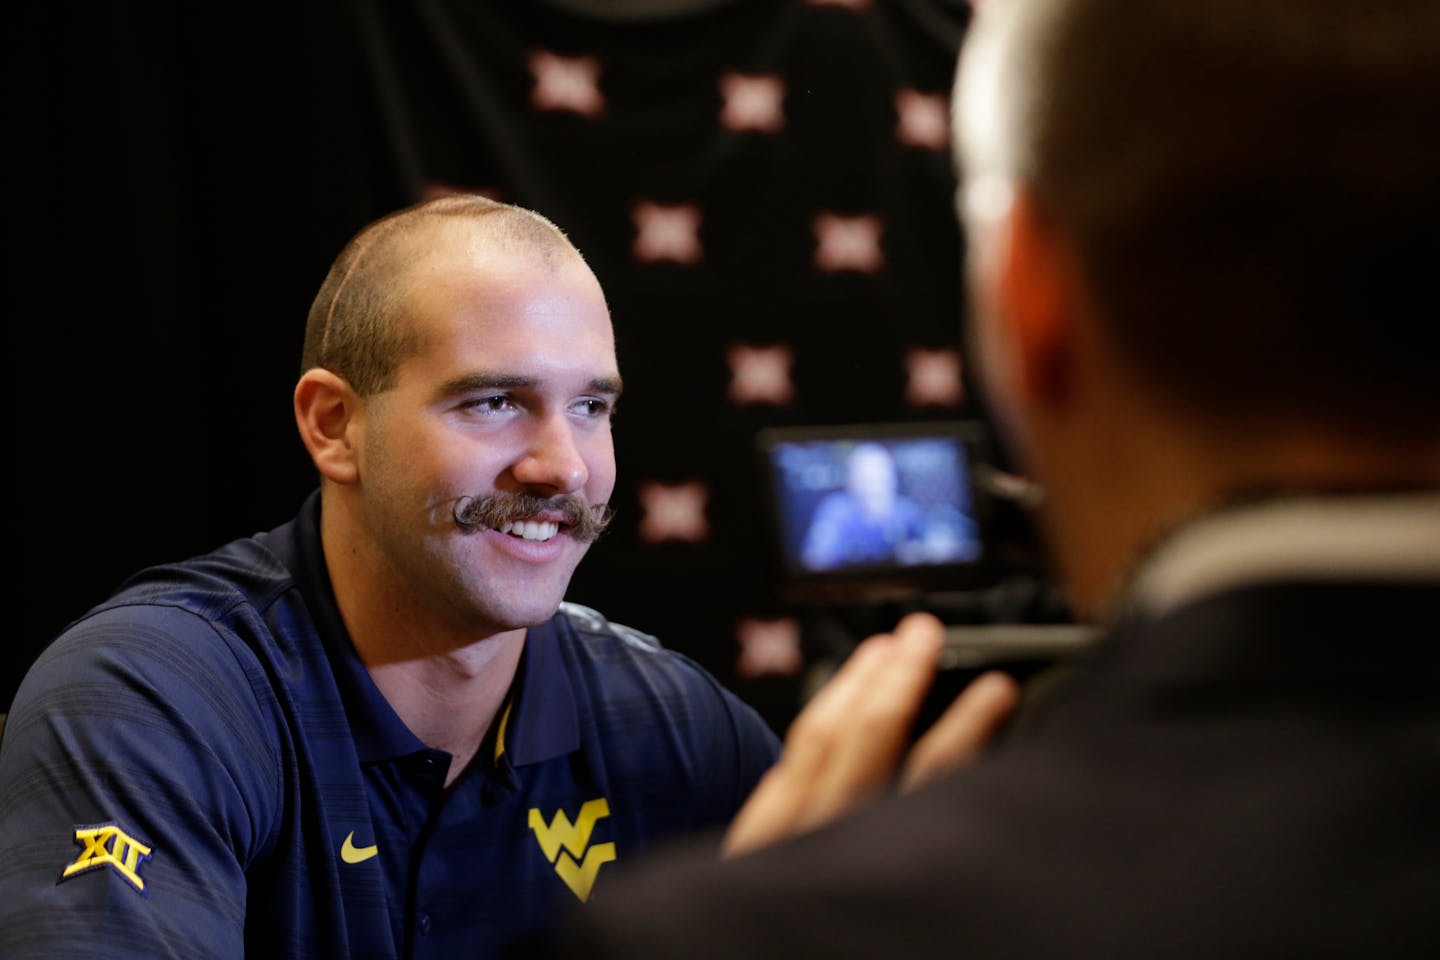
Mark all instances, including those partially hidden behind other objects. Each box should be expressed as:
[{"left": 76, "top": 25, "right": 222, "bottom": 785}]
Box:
[
  {"left": 480, "top": 595, "right": 568, "bottom": 634},
  {"left": 458, "top": 555, "right": 586, "bottom": 633}
]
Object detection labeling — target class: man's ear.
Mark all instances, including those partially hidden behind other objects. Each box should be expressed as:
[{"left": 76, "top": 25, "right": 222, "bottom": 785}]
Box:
[
  {"left": 294, "top": 368, "right": 363, "bottom": 485},
  {"left": 1000, "top": 188, "right": 1076, "bottom": 408}
]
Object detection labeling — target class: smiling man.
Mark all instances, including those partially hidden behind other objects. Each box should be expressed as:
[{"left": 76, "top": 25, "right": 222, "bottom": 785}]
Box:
[{"left": 0, "top": 195, "right": 780, "bottom": 959}]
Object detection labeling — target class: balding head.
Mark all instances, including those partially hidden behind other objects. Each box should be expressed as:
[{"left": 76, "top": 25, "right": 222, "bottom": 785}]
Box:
[{"left": 302, "top": 194, "right": 591, "bottom": 397}]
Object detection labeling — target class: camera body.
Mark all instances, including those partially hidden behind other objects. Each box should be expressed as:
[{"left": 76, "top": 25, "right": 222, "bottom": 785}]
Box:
[{"left": 755, "top": 419, "right": 1092, "bottom": 733}]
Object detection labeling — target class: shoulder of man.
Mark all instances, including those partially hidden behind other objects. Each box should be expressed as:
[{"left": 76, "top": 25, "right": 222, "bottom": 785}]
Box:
[
  {"left": 552, "top": 601, "right": 757, "bottom": 706},
  {"left": 9, "top": 528, "right": 298, "bottom": 762},
  {"left": 12, "top": 532, "right": 302, "bottom": 716},
  {"left": 100, "top": 533, "right": 299, "bottom": 625},
  {"left": 549, "top": 601, "right": 782, "bottom": 781},
  {"left": 550, "top": 601, "right": 734, "bottom": 703},
  {"left": 553, "top": 600, "right": 665, "bottom": 653},
  {"left": 0, "top": 534, "right": 299, "bottom": 954}
]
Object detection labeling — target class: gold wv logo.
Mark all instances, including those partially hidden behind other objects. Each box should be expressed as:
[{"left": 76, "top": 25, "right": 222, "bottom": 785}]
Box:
[
  {"left": 61, "top": 823, "right": 153, "bottom": 893},
  {"left": 527, "top": 798, "right": 617, "bottom": 902}
]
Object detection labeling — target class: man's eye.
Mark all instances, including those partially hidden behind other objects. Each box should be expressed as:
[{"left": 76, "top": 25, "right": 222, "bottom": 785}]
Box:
[
  {"left": 463, "top": 396, "right": 515, "bottom": 414},
  {"left": 573, "top": 398, "right": 613, "bottom": 418}
]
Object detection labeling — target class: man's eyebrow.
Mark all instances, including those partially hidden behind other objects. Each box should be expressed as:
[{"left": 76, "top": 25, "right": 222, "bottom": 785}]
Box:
[
  {"left": 590, "top": 376, "right": 624, "bottom": 397},
  {"left": 435, "top": 373, "right": 624, "bottom": 398},
  {"left": 437, "top": 373, "right": 536, "bottom": 398}
]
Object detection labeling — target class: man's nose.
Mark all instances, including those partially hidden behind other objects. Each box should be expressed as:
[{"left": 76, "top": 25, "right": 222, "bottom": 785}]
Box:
[{"left": 512, "top": 414, "right": 589, "bottom": 495}]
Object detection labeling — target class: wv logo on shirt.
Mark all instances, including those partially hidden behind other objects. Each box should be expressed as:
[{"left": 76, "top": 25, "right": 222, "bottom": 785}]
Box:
[
  {"left": 527, "top": 798, "right": 617, "bottom": 902},
  {"left": 60, "top": 822, "right": 153, "bottom": 894}
]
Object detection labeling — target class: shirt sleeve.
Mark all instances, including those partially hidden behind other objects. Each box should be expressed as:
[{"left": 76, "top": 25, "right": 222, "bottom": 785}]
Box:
[{"left": 0, "top": 604, "right": 281, "bottom": 960}]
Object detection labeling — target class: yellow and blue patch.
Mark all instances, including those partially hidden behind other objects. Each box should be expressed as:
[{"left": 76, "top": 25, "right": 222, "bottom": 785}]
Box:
[{"left": 59, "top": 822, "right": 153, "bottom": 895}]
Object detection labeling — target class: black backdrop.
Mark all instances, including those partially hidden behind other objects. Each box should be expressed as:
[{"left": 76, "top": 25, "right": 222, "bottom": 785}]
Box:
[{"left": 14, "top": 0, "right": 1051, "bottom": 731}]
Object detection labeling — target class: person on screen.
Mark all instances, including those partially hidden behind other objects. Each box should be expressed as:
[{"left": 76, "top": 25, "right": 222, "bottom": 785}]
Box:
[
  {"left": 0, "top": 194, "right": 780, "bottom": 959},
  {"left": 547, "top": 0, "right": 1440, "bottom": 957},
  {"left": 800, "top": 442, "right": 928, "bottom": 569}
]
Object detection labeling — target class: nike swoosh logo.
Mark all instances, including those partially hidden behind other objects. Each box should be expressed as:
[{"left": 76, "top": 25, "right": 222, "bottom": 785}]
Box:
[{"left": 341, "top": 831, "right": 379, "bottom": 864}]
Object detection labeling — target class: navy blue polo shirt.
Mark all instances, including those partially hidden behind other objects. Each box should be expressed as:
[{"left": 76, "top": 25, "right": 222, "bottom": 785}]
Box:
[{"left": 0, "top": 492, "right": 780, "bottom": 959}]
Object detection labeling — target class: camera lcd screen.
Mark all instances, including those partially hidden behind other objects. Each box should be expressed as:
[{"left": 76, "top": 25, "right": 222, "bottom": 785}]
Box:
[{"left": 758, "top": 422, "right": 986, "bottom": 585}]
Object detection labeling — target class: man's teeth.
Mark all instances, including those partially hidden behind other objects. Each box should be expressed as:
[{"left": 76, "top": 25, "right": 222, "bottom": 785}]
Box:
[{"left": 496, "top": 520, "right": 560, "bottom": 542}]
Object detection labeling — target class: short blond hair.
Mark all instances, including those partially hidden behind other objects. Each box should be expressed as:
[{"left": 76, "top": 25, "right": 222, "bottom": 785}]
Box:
[{"left": 301, "top": 194, "right": 581, "bottom": 396}]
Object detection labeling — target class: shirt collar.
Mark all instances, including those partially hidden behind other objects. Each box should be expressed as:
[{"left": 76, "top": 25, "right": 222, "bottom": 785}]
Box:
[
  {"left": 263, "top": 489, "right": 579, "bottom": 766},
  {"left": 498, "top": 616, "right": 580, "bottom": 767},
  {"left": 1124, "top": 489, "right": 1440, "bottom": 620}
]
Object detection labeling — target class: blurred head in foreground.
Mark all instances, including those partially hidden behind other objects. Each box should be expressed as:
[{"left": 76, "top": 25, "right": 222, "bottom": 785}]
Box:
[{"left": 952, "top": 0, "right": 1440, "bottom": 614}]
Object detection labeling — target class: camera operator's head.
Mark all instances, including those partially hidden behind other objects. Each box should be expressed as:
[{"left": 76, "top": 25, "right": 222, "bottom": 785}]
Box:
[{"left": 952, "top": 0, "right": 1440, "bottom": 615}]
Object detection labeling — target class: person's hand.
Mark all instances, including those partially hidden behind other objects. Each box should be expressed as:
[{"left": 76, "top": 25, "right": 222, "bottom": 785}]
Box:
[{"left": 722, "top": 612, "right": 1020, "bottom": 857}]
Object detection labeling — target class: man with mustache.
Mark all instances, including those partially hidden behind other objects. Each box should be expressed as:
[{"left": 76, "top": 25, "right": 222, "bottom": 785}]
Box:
[
  {"left": 0, "top": 195, "right": 780, "bottom": 959},
  {"left": 551, "top": 0, "right": 1440, "bottom": 957}
]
